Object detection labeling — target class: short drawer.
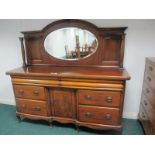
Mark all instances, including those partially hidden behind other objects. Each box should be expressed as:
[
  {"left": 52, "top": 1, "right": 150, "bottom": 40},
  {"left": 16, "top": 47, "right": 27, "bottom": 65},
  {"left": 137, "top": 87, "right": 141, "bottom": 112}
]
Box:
[
  {"left": 142, "top": 83, "right": 155, "bottom": 106},
  {"left": 78, "top": 105, "right": 120, "bottom": 125},
  {"left": 139, "top": 105, "right": 153, "bottom": 135},
  {"left": 141, "top": 94, "right": 151, "bottom": 110},
  {"left": 13, "top": 85, "right": 46, "bottom": 100},
  {"left": 78, "top": 90, "right": 121, "bottom": 108},
  {"left": 144, "top": 73, "right": 155, "bottom": 91},
  {"left": 16, "top": 98, "right": 49, "bottom": 116},
  {"left": 140, "top": 97, "right": 155, "bottom": 134},
  {"left": 145, "top": 60, "right": 155, "bottom": 78}
]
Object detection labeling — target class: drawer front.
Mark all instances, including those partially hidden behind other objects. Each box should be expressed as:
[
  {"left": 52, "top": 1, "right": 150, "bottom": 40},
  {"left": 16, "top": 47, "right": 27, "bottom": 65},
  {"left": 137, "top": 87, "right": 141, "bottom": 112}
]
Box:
[
  {"left": 144, "top": 73, "right": 155, "bottom": 91},
  {"left": 141, "top": 95, "right": 155, "bottom": 133},
  {"left": 141, "top": 94, "right": 150, "bottom": 110},
  {"left": 13, "top": 85, "right": 46, "bottom": 100},
  {"left": 78, "top": 90, "right": 121, "bottom": 108},
  {"left": 146, "top": 60, "right": 155, "bottom": 78},
  {"left": 16, "top": 98, "right": 49, "bottom": 116},
  {"left": 139, "top": 105, "right": 153, "bottom": 135},
  {"left": 142, "top": 83, "right": 154, "bottom": 106},
  {"left": 78, "top": 105, "right": 120, "bottom": 125}
]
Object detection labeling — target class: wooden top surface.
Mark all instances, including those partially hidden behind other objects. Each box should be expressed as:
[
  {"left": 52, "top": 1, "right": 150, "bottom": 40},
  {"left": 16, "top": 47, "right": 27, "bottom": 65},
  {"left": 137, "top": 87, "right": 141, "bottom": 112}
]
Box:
[{"left": 6, "top": 66, "right": 130, "bottom": 80}]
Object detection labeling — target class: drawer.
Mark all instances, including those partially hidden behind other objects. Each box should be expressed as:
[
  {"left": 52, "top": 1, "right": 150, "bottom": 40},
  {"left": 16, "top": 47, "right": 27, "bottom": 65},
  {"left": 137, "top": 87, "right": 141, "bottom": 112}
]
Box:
[
  {"left": 142, "top": 83, "right": 155, "bottom": 106},
  {"left": 78, "top": 105, "right": 120, "bottom": 125},
  {"left": 146, "top": 60, "right": 155, "bottom": 78},
  {"left": 141, "top": 95, "right": 155, "bottom": 130},
  {"left": 16, "top": 98, "right": 49, "bottom": 116},
  {"left": 144, "top": 73, "right": 155, "bottom": 91},
  {"left": 139, "top": 105, "right": 153, "bottom": 135},
  {"left": 78, "top": 90, "right": 121, "bottom": 108},
  {"left": 141, "top": 94, "right": 151, "bottom": 110},
  {"left": 13, "top": 85, "right": 46, "bottom": 100}
]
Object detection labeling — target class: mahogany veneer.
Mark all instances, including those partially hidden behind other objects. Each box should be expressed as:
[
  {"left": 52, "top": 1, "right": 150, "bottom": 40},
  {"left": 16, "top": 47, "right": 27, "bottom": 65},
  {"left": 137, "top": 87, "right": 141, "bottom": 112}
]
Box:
[{"left": 6, "top": 19, "right": 130, "bottom": 131}]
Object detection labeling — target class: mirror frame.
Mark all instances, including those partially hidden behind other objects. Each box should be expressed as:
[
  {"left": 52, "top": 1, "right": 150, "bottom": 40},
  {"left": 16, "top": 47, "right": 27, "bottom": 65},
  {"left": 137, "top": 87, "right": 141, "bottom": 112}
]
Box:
[
  {"left": 44, "top": 27, "right": 99, "bottom": 61},
  {"left": 42, "top": 19, "right": 100, "bottom": 62},
  {"left": 22, "top": 19, "right": 127, "bottom": 67}
]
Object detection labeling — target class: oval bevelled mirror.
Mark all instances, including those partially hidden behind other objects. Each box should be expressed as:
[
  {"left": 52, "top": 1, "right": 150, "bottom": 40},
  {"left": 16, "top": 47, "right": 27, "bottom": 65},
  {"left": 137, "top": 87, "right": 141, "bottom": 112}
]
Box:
[{"left": 44, "top": 27, "right": 98, "bottom": 60}]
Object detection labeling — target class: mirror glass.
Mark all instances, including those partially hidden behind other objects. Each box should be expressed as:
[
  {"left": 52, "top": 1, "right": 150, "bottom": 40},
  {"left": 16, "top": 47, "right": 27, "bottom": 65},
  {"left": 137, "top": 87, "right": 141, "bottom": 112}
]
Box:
[{"left": 44, "top": 27, "right": 98, "bottom": 60}]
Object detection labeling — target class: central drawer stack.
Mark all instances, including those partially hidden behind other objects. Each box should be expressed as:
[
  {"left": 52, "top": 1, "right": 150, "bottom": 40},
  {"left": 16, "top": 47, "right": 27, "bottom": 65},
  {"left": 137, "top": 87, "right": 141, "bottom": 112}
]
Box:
[
  {"left": 78, "top": 90, "right": 122, "bottom": 127},
  {"left": 13, "top": 85, "right": 50, "bottom": 117}
]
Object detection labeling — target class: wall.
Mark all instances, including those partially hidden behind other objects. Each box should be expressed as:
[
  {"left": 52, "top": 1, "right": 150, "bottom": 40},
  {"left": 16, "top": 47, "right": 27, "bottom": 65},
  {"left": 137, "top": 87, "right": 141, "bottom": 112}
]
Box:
[{"left": 0, "top": 19, "right": 155, "bottom": 119}]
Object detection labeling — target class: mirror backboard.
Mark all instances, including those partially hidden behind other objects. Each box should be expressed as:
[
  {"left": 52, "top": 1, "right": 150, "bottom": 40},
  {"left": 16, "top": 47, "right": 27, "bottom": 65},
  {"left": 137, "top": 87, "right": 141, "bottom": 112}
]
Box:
[{"left": 44, "top": 27, "right": 98, "bottom": 60}]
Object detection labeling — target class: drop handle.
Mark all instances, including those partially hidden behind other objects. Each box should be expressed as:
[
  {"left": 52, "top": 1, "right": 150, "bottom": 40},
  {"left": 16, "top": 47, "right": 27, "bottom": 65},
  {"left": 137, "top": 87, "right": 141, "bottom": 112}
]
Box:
[
  {"left": 19, "top": 89, "right": 24, "bottom": 95},
  {"left": 105, "top": 97, "right": 113, "bottom": 103},
  {"left": 85, "top": 95, "right": 92, "bottom": 100},
  {"left": 146, "top": 88, "right": 150, "bottom": 94},
  {"left": 149, "top": 66, "right": 153, "bottom": 71},
  {"left": 144, "top": 100, "right": 148, "bottom": 106},
  {"left": 147, "top": 76, "right": 151, "bottom": 82},
  {"left": 85, "top": 112, "right": 92, "bottom": 118},
  {"left": 33, "top": 106, "right": 41, "bottom": 111},
  {"left": 105, "top": 114, "right": 112, "bottom": 120},
  {"left": 33, "top": 91, "right": 39, "bottom": 96},
  {"left": 142, "top": 112, "right": 145, "bottom": 118}
]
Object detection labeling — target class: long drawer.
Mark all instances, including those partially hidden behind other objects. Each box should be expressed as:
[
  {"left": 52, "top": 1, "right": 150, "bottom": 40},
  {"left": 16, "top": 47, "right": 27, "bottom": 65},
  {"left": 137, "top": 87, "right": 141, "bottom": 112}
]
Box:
[
  {"left": 78, "top": 90, "right": 121, "bottom": 108},
  {"left": 13, "top": 85, "right": 46, "bottom": 100},
  {"left": 16, "top": 98, "right": 49, "bottom": 116},
  {"left": 78, "top": 105, "right": 120, "bottom": 125}
]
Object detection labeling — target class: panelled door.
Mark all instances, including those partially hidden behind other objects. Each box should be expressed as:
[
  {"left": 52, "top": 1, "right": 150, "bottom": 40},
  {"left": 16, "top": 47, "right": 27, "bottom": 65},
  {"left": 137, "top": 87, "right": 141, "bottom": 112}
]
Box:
[{"left": 50, "top": 88, "right": 76, "bottom": 118}]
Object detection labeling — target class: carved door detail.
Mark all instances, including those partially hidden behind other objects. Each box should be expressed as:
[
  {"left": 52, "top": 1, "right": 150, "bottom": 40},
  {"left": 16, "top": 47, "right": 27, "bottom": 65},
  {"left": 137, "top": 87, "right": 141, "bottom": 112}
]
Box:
[{"left": 50, "top": 88, "right": 75, "bottom": 118}]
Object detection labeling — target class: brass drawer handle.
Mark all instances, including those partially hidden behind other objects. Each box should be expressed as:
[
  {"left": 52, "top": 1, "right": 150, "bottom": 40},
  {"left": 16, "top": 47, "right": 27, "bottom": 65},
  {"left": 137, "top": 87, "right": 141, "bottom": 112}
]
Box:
[
  {"left": 144, "top": 100, "right": 148, "bottom": 106},
  {"left": 146, "top": 88, "right": 150, "bottom": 93},
  {"left": 149, "top": 66, "right": 153, "bottom": 71},
  {"left": 142, "top": 112, "right": 145, "bottom": 118},
  {"left": 33, "top": 91, "right": 39, "bottom": 96},
  {"left": 85, "top": 95, "right": 92, "bottom": 100},
  {"left": 147, "top": 76, "right": 151, "bottom": 82},
  {"left": 105, "top": 114, "right": 112, "bottom": 120},
  {"left": 105, "top": 96, "right": 113, "bottom": 103},
  {"left": 33, "top": 106, "right": 41, "bottom": 111},
  {"left": 85, "top": 112, "right": 92, "bottom": 118},
  {"left": 19, "top": 89, "right": 24, "bottom": 95}
]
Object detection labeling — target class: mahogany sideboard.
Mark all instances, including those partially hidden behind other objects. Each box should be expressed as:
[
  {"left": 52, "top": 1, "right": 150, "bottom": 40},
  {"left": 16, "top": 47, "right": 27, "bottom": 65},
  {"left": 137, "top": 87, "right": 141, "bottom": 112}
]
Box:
[{"left": 6, "top": 19, "right": 130, "bottom": 131}]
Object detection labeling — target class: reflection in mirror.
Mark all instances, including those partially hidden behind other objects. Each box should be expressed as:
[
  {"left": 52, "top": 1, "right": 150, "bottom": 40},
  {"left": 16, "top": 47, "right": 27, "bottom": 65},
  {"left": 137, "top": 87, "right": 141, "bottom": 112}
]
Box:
[{"left": 44, "top": 27, "right": 98, "bottom": 60}]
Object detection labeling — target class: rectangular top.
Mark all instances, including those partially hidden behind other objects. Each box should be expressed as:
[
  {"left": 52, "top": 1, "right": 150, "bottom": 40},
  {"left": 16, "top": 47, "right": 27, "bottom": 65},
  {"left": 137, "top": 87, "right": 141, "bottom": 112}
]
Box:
[{"left": 6, "top": 66, "right": 130, "bottom": 81}]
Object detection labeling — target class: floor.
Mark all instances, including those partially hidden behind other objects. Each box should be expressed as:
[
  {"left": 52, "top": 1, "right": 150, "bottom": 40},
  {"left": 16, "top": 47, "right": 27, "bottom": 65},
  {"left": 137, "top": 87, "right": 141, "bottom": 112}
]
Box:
[{"left": 0, "top": 103, "right": 144, "bottom": 135}]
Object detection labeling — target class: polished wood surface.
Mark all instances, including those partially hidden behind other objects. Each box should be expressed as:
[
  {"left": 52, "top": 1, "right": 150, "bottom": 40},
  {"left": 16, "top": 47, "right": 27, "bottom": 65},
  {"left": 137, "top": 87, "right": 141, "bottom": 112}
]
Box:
[
  {"left": 16, "top": 98, "right": 49, "bottom": 117},
  {"left": 78, "top": 90, "right": 121, "bottom": 108},
  {"left": 21, "top": 19, "right": 127, "bottom": 68},
  {"left": 50, "top": 88, "right": 76, "bottom": 118},
  {"left": 6, "top": 19, "right": 130, "bottom": 131},
  {"left": 13, "top": 85, "right": 46, "bottom": 100},
  {"left": 139, "top": 58, "right": 155, "bottom": 134},
  {"left": 7, "top": 66, "right": 130, "bottom": 80},
  {"left": 78, "top": 105, "right": 120, "bottom": 125}
]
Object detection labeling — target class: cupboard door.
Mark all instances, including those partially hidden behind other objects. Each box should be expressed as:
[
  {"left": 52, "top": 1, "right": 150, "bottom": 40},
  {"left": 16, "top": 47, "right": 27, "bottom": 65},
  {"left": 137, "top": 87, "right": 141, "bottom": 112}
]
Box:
[{"left": 50, "top": 88, "right": 75, "bottom": 118}]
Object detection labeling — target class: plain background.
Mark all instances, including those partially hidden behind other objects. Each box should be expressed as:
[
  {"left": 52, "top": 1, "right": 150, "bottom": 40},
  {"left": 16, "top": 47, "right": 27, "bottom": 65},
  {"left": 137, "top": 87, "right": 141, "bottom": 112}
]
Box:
[{"left": 0, "top": 19, "right": 155, "bottom": 119}]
